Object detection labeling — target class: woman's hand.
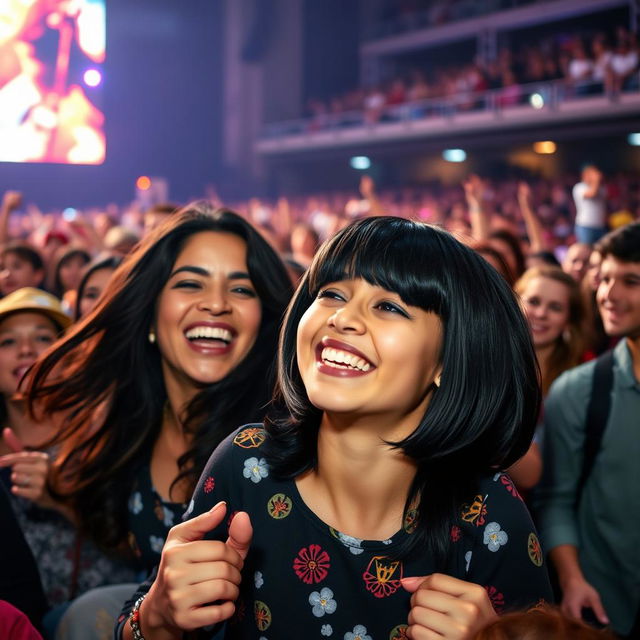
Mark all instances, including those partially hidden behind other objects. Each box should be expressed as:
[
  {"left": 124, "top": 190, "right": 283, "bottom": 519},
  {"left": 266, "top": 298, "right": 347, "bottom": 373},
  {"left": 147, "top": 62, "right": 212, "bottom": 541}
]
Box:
[
  {"left": 141, "top": 501, "right": 252, "bottom": 636},
  {"left": 401, "top": 573, "right": 498, "bottom": 640},
  {"left": 0, "top": 428, "right": 51, "bottom": 506}
]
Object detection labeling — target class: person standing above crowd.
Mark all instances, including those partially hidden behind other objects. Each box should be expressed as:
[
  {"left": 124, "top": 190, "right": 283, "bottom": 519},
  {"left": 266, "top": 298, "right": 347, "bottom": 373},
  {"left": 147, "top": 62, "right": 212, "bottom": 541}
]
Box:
[
  {"left": 535, "top": 222, "right": 640, "bottom": 638},
  {"left": 572, "top": 165, "right": 608, "bottom": 245}
]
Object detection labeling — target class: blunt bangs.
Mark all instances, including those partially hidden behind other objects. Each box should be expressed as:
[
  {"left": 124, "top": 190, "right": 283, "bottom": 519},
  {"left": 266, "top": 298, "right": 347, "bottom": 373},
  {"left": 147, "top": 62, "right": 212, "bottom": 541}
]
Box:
[{"left": 307, "top": 217, "right": 448, "bottom": 317}]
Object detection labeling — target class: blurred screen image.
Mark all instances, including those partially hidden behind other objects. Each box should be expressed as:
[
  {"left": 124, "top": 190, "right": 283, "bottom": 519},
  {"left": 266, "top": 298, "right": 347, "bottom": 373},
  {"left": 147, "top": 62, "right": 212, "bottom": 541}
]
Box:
[{"left": 0, "top": 0, "right": 106, "bottom": 164}]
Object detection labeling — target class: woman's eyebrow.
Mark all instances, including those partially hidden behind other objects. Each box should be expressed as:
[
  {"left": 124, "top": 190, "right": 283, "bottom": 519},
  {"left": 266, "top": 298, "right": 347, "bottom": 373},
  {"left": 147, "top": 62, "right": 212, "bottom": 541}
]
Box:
[
  {"left": 169, "top": 265, "right": 209, "bottom": 278},
  {"left": 168, "top": 265, "right": 251, "bottom": 280}
]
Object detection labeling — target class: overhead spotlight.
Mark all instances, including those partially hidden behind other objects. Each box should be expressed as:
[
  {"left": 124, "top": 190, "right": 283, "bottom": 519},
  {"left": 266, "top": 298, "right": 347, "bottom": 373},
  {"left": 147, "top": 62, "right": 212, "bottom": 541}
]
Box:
[
  {"left": 350, "top": 156, "right": 371, "bottom": 170},
  {"left": 136, "top": 176, "right": 152, "bottom": 191},
  {"left": 442, "top": 149, "right": 466, "bottom": 163},
  {"left": 529, "top": 93, "right": 544, "bottom": 109},
  {"left": 533, "top": 141, "right": 556, "bottom": 154},
  {"left": 628, "top": 133, "right": 640, "bottom": 146},
  {"left": 83, "top": 68, "right": 102, "bottom": 87}
]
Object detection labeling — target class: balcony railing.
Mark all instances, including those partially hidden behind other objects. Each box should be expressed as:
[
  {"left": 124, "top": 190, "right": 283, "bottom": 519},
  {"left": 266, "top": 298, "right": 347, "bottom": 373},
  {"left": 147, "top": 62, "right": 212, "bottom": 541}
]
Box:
[{"left": 257, "top": 76, "right": 640, "bottom": 154}]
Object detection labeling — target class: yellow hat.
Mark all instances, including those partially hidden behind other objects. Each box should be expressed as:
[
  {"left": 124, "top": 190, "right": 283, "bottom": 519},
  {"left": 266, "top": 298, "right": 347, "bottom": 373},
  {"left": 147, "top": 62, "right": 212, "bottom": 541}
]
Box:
[
  {"left": 0, "top": 288, "right": 72, "bottom": 331},
  {"left": 608, "top": 210, "right": 635, "bottom": 230}
]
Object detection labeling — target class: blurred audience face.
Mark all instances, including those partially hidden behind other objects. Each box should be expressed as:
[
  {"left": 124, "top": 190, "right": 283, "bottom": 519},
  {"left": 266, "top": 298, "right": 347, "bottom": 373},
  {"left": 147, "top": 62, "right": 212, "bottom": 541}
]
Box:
[
  {"left": 585, "top": 249, "right": 602, "bottom": 291},
  {"left": 519, "top": 276, "right": 570, "bottom": 349},
  {"left": 58, "top": 253, "right": 89, "bottom": 293},
  {"left": 0, "top": 312, "right": 57, "bottom": 396},
  {"left": 77, "top": 267, "right": 116, "bottom": 319},
  {"left": 581, "top": 165, "right": 601, "bottom": 184},
  {"left": 562, "top": 242, "right": 591, "bottom": 282},
  {"left": 143, "top": 211, "right": 172, "bottom": 237},
  {"left": 489, "top": 237, "right": 518, "bottom": 278},
  {"left": 597, "top": 255, "right": 640, "bottom": 338},
  {"left": 0, "top": 253, "right": 44, "bottom": 297},
  {"left": 290, "top": 224, "right": 318, "bottom": 265}
]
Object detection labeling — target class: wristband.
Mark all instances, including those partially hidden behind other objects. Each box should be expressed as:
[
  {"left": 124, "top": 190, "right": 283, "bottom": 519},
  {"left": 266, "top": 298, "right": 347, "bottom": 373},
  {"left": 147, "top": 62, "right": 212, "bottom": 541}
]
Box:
[{"left": 129, "top": 594, "right": 148, "bottom": 640}]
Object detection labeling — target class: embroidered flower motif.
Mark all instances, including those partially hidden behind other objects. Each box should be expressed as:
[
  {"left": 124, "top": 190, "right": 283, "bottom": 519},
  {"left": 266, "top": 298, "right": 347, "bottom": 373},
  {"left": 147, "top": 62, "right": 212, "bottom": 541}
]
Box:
[
  {"left": 483, "top": 522, "right": 508, "bottom": 552},
  {"left": 254, "top": 601, "right": 271, "bottom": 631},
  {"left": 485, "top": 585, "right": 505, "bottom": 613},
  {"left": 162, "top": 506, "right": 175, "bottom": 528},
  {"left": 243, "top": 457, "right": 269, "bottom": 483},
  {"left": 528, "top": 532, "right": 543, "bottom": 567},
  {"left": 255, "top": 571, "right": 264, "bottom": 589},
  {"left": 203, "top": 476, "right": 215, "bottom": 493},
  {"left": 499, "top": 474, "right": 523, "bottom": 501},
  {"left": 465, "top": 550, "right": 472, "bottom": 573},
  {"left": 382, "top": 538, "right": 393, "bottom": 545},
  {"left": 128, "top": 531, "right": 141, "bottom": 557},
  {"left": 128, "top": 492, "right": 143, "bottom": 514},
  {"left": 363, "top": 555, "right": 403, "bottom": 598},
  {"left": 389, "top": 625, "right": 410, "bottom": 640},
  {"left": 149, "top": 535, "right": 164, "bottom": 554},
  {"left": 461, "top": 494, "right": 488, "bottom": 527},
  {"left": 403, "top": 508, "right": 418, "bottom": 534},
  {"left": 267, "top": 493, "right": 292, "bottom": 519},
  {"left": 233, "top": 427, "right": 266, "bottom": 448},
  {"left": 321, "top": 624, "right": 333, "bottom": 636},
  {"left": 333, "top": 530, "right": 364, "bottom": 555},
  {"left": 450, "top": 525, "right": 461, "bottom": 542},
  {"left": 344, "top": 624, "right": 372, "bottom": 640},
  {"left": 293, "top": 544, "right": 330, "bottom": 584},
  {"left": 309, "top": 587, "right": 337, "bottom": 617}
]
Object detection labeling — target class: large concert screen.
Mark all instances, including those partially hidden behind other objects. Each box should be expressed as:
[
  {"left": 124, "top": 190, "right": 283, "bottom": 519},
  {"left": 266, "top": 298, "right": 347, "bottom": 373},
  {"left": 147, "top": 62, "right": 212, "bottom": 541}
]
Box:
[{"left": 0, "top": 0, "right": 106, "bottom": 164}]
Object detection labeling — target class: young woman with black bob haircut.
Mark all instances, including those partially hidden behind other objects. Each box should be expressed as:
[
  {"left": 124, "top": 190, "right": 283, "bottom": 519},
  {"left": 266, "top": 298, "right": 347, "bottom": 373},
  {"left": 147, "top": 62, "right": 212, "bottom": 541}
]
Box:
[
  {"left": 119, "top": 216, "right": 551, "bottom": 640},
  {"left": 23, "top": 204, "right": 293, "bottom": 637}
]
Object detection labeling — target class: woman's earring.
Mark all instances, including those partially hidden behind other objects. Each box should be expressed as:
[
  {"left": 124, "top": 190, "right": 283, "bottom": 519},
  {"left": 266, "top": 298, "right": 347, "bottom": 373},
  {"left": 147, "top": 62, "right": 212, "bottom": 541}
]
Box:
[
  {"left": 148, "top": 329, "right": 156, "bottom": 344},
  {"left": 562, "top": 328, "right": 571, "bottom": 343}
]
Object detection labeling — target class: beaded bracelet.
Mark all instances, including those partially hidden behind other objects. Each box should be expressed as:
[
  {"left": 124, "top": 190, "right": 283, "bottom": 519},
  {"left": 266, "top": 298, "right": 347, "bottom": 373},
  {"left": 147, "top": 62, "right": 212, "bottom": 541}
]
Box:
[{"left": 129, "top": 594, "right": 148, "bottom": 640}]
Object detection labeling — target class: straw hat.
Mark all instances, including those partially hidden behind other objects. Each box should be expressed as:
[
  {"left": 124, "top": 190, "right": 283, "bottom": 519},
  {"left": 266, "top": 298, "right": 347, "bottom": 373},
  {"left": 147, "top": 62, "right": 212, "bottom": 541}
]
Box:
[{"left": 0, "top": 288, "right": 72, "bottom": 331}]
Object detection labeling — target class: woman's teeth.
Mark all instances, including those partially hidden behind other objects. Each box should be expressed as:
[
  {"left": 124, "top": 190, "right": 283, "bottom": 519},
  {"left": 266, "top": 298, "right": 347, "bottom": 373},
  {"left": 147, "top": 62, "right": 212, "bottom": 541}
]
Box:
[
  {"left": 321, "top": 347, "right": 371, "bottom": 371},
  {"left": 185, "top": 326, "right": 232, "bottom": 343}
]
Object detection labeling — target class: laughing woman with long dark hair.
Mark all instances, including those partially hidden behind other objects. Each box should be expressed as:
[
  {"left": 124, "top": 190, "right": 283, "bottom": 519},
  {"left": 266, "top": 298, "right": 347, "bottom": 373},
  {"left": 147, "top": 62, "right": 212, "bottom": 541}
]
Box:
[{"left": 23, "top": 204, "right": 293, "bottom": 638}]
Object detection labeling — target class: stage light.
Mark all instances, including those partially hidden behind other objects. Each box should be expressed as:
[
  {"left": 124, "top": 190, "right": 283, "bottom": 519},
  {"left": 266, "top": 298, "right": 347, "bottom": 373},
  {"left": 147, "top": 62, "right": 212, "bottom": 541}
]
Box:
[
  {"left": 442, "top": 149, "right": 466, "bottom": 162},
  {"left": 628, "top": 133, "right": 640, "bottom": 146},
  {"left": 533, "top": 141, "right": 556, "bottom": 154},
  {"left": 136, "top": 176, "right": 152, "bottom": 191},
  {"left": 529, "top": 93, "right": 544, "bottom": 109},
  {"left": 350, "top": 156, "right": 371, "bottom": 170},
  {"left": 83, "top": 69, "right": 102, "bottom": 88}
]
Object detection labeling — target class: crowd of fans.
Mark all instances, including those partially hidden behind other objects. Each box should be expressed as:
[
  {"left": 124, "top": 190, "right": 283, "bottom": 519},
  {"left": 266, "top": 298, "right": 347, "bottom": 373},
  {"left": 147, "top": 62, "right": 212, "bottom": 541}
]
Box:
[
  {"left": 298, "top": 24, "right": 639, "bottom": 131},
  {"left": 0, "top": 164, "right": 638, "bottom": 639}
]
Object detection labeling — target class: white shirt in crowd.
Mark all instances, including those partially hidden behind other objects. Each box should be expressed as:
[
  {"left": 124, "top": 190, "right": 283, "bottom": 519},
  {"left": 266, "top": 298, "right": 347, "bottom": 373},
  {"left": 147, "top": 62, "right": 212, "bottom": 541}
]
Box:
[{"left": 572, "top": 182, "right": 607, "bottom": 228}]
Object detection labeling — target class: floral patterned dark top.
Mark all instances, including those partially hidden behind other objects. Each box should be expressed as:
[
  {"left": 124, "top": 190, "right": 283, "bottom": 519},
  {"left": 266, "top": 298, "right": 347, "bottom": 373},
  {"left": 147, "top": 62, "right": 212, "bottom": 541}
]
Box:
[
  {"left": 126, "top": 462, "right": 186, "bottom": 571},
  {"left": 118, "top": 425, "right": 551, "bottom": 639}
]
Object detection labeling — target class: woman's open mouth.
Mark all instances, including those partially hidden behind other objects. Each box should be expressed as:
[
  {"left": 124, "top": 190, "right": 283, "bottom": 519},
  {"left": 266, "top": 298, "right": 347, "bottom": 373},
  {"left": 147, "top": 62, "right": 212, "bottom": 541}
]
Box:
[
  {"left": 184, "top": 323, "right": 237, "bottom": 354},
  {"left": 315, "top": 337, "right": 375, "bottom": 377}
]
